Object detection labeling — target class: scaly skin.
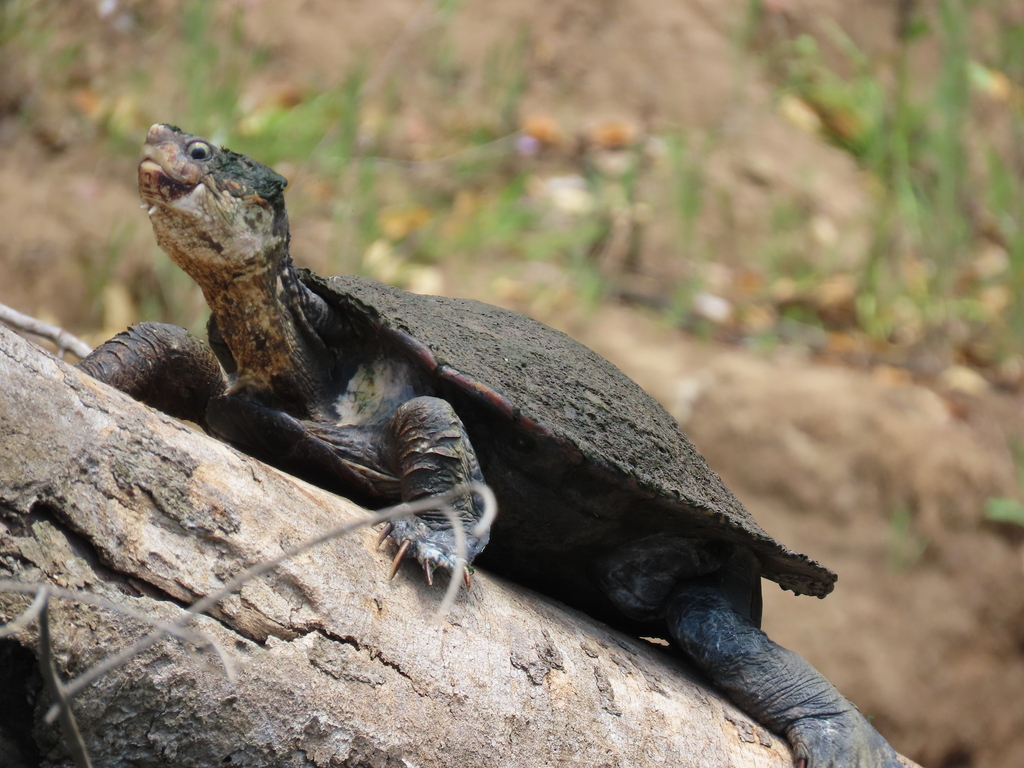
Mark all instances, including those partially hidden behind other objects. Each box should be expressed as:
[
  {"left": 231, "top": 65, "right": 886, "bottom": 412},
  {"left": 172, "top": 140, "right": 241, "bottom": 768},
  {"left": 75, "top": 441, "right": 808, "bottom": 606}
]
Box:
[
  {"left": 77, "top": 322, "right": 228, "bottom": 428},
  {"left": 79, "top": 125, "right": 903, "bottom": 767}
]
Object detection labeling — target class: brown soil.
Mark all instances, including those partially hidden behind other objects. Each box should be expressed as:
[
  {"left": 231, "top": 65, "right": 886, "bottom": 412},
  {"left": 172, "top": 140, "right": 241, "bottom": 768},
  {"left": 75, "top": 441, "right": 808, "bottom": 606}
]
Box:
[{"left": 2, "top": 2, "right": 1023, "bottom": 767}]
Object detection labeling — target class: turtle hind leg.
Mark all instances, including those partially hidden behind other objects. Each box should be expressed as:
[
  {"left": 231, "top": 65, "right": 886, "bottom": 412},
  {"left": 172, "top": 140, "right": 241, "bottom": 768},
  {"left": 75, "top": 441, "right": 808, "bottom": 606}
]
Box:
[
  {"left": 383, "top": 396, "right": 490, "bottom": 578},
  {"left": 205, "top": 392, "right": 490, "bottom": 578},
  {"left": 78, "top": 322, "right": 228, "bottom": 429},
  {"left": 665, "top": 547, "right": 901, "bottom": 768},
  {"left": 595, "top": 538, "right": 900, "bottom": 767}
]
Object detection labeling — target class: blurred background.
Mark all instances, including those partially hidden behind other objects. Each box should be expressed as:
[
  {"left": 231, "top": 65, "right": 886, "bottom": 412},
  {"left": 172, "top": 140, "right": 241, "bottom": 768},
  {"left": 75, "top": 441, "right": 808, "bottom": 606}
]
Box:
[{"left": 2, "top": 1, "right": 1023, "bottom": 765}]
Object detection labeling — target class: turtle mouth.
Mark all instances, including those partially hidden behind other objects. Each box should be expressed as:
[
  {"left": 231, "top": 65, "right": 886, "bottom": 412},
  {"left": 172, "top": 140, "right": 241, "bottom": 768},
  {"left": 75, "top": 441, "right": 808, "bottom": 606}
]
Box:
[
  {"left": 138, "top": 156, "right": 199, "bottom": 211},
  {"left": 138, "top": 125, "right": 205, "bottom": 212}
]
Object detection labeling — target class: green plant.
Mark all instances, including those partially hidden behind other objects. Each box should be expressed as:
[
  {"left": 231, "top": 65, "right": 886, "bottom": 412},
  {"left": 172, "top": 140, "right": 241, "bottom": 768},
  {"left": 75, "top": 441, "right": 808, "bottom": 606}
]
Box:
[
  {"left": 888, "top": 505, "right": 927, "bottom": 571},
  {"left": 178, "top": 0, "right": 250, "bottom": 139},
  {"left": 0, "top": 0, "right": 38, "bottom": 46},
  {"left": 984, "top": 439, "right": 1024, "bottom": 528},
  {"left": 984, "top": 498, "right": 1024, "bottom": 527},
  {"left": 482, "top": 26, "right": 531, "bottom": 135},
  {"left": 78, "top": 221, "right": 135, "bottom": 325},
  {"left": 767, "top": 2, "right": 1024, "bottom": 364}
]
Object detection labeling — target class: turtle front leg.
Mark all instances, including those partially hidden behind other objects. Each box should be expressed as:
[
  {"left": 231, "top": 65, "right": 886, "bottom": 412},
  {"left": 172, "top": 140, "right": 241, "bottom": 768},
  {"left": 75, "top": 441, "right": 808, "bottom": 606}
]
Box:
[
  {"left": 78, "top": 322, "right": 228, "bottom": 429},
  {"left": 382, "top": 396, "right": 490, "bottom": 582},
  {"left": 204, "top": 393, "right": 489, "bottom": 581},
  {"left": 598, "top": 540, "right": 901, "bottom": 768}
]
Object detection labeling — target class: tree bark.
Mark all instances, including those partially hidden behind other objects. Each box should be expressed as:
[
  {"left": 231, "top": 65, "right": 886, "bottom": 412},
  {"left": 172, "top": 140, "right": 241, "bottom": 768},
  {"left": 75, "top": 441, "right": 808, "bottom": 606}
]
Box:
[{"left": 0, "top": 325, "right": 919, "bottom": 768}]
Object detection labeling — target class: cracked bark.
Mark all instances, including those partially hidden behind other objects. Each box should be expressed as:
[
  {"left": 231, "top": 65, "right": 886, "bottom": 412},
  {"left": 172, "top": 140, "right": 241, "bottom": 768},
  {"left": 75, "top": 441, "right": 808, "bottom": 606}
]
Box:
[{"left": 0, "top": 326, "right": 920, "bottom": 768}]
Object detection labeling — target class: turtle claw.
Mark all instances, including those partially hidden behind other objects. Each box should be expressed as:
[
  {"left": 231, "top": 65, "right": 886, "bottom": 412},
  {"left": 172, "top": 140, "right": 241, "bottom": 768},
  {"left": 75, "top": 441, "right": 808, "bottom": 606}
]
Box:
[
  {"left": 382, "top": 531, "right": 472, "bottom": 591},
  {"left": 389, "top": 540, "right": 411, "bottom": 580},
  {"left": 380, "top": 515, "right": 487, "bottom": 589},
  {"left": 376, "top": 521, "right": 395, "bottom": 549}
]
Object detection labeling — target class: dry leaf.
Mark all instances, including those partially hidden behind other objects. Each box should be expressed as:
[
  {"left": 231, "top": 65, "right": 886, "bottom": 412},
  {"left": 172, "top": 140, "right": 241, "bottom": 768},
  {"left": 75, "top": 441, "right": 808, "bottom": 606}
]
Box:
[
  {"left": 521, "top": 115, "right": 565, "bottom": 148},
  {"left": 938, "top": 365, "right": 989, "bottom": 396},
  {"left": 378, "top": 206, "right": 432, "bottom": 241},
  {"left": 741, "top": 304, "right": 777, "bottom": 335},
  {"left": 588, "top": 120, "right": 638, "bottom": 150},
  {"left": 777, "top": 94, "right": 822, "bottom": 135},
  {"left": 871, "top": 365, "right": 914, "bottom": 387}
]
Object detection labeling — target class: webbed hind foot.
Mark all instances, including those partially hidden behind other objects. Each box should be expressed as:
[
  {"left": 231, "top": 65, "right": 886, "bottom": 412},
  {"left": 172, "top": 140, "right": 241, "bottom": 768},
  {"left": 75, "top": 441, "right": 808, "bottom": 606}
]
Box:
[{"left": 788, "top": 711, "right": 901, "bottom": 768}]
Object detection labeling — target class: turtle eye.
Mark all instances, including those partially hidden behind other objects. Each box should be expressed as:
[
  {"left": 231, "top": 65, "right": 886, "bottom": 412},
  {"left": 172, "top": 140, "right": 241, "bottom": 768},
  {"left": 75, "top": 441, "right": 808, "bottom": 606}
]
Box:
[{"left": 187, "top": 141, "right": 212, "bottom": 161}]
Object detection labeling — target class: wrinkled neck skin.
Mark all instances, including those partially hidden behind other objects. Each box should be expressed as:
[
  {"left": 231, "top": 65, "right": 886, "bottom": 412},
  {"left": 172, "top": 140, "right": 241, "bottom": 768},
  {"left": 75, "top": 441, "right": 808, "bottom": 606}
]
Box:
[{"left": 150, "top": 211, "right": 337, "bottom": 418}]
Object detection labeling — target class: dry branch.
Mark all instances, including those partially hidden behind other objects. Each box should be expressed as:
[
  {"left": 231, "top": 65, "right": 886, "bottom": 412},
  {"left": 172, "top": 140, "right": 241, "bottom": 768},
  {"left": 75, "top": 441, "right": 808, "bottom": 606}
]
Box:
[
  {"left": 0, "top": 302, "right": 92, "bottom": 359},
  {"left": 0, "top": 325, "right": 919, "bottom": 767}
]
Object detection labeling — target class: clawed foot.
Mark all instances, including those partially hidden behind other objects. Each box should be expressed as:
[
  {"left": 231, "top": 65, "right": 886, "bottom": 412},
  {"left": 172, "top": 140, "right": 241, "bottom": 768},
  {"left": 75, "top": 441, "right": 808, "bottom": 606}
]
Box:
[
  {"left": 376, "top": 517, "right": 486, "bottom": 587},
  {"left": 788, "top": 710, "right": 901, "bottom": 768}
]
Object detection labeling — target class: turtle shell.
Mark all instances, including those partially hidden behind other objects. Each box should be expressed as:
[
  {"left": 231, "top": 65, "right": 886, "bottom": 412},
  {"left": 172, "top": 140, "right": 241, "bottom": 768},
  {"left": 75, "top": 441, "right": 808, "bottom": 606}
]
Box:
[{"left": 302, "top": 270, "right": 836, "bottom": 599}]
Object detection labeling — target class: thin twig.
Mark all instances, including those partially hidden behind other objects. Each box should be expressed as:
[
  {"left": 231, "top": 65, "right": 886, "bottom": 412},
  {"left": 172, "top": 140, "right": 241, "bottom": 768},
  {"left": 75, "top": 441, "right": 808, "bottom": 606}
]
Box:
[
  {"left": 0, "top": 302, "right": 92, "bottom": 359},
  {"left": 2, "top": 483, "right": 496, "bottom": 761},
  {"left": 0, "top": 581, "right": 234, "bottom": 683},
  {"left": 36, "top": 588, "right": 93, "bottom": 768},
  {"left": 0, "top": 586, "right": 49, "bottom": 639}
]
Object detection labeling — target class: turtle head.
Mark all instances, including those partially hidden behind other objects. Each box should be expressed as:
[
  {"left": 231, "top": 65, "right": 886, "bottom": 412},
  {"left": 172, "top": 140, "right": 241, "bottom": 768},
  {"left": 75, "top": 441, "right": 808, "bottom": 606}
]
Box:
[
  {"left": 138, "top": 124, "right": 290, "bottom": 287},
  {"left": 138, "top": 125, "right": 338, "bottom": 410}
]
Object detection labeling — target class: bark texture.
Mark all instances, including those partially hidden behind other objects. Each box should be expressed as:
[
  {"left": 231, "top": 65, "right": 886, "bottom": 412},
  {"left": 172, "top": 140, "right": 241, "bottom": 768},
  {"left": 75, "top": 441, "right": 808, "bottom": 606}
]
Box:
[{"left": 0, "top": 325, "right": 918, "bottom": 768}]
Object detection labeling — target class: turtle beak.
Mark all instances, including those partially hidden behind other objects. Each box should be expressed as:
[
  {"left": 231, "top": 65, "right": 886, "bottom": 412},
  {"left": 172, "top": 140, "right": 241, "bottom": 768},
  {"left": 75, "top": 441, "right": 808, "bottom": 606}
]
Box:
[{"left": 138, "top": 124, "right": 202, "bottom": 209}]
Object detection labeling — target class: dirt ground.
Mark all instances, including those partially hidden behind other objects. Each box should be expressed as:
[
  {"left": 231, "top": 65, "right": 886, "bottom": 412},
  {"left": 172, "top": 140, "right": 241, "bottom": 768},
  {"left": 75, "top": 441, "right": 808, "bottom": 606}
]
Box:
[{"left": 2, "top": 2, "right": 1023, "bottom": 767}]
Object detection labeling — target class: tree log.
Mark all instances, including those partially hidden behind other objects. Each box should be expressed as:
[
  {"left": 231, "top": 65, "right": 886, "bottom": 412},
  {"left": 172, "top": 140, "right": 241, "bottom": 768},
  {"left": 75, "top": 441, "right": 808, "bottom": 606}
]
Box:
[{"left": 0, "top": 325, "right": 919, "bottom": 767}]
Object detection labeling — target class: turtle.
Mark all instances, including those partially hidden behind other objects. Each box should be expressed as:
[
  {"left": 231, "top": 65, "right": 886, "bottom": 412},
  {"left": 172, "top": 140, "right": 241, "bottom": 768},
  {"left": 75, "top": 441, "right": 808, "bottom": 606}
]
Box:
[{"left": 79, "top": 124, "right": 901, "bottom": 768}]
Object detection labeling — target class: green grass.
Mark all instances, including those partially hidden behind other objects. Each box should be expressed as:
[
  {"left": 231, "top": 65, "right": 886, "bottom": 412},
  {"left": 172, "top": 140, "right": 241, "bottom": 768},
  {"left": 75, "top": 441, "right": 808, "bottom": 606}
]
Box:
[
  {"left": 667, "top": 133, "right": 709, "bottom": 263},
  {"left": 770, "top": 1, "right": 1024, "bottom": 367}
]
